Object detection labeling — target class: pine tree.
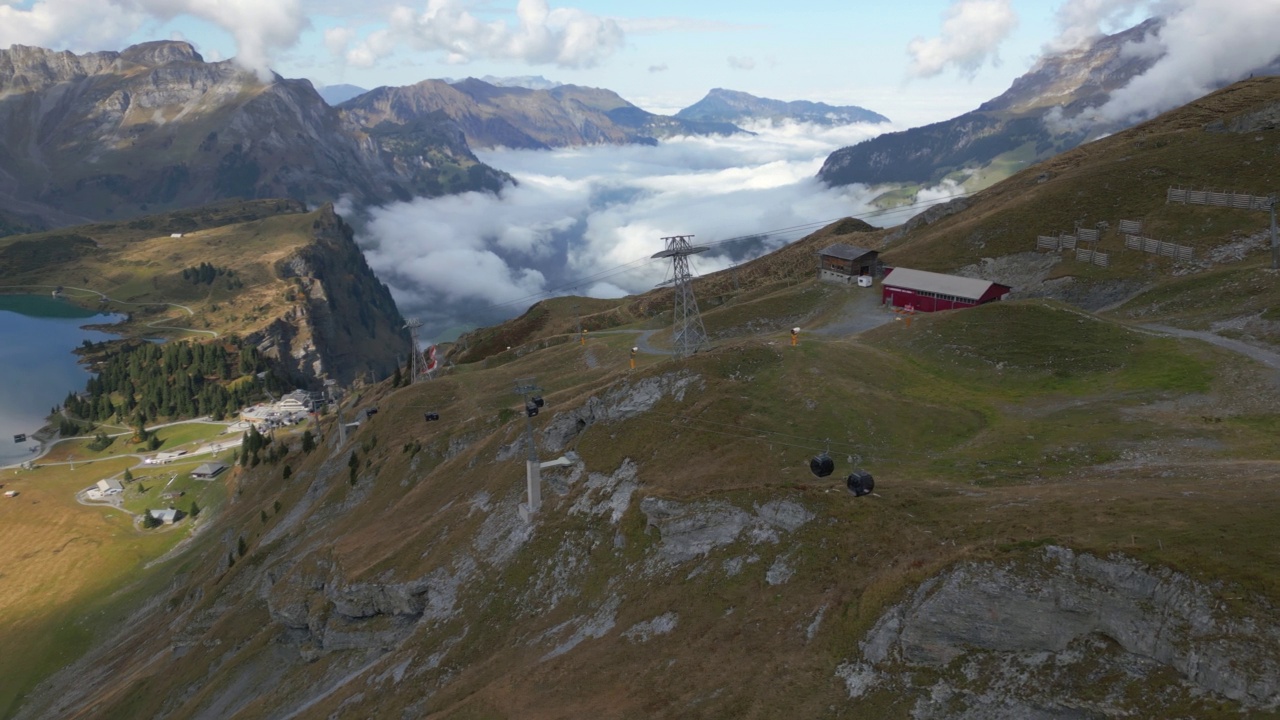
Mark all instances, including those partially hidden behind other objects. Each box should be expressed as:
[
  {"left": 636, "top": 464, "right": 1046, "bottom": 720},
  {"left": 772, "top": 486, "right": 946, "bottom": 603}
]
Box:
[
  {"left": 189, "top": 500, "right": 200, "bottom": 518},
  {"left": 301, "top": 429, "right": 315, "bottom": 454}
]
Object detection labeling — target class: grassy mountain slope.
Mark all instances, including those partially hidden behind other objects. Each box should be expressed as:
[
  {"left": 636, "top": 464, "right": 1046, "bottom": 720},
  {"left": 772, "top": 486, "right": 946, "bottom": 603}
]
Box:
[
  {"left": 8, "top": 80, "right": 1280, "bottom": 719},
  {"left": 874, "top": 77, "right": 1279, "bottom": 319},
  {"left": 11, "top": 293, "right": 1278, "bottom": 719}
]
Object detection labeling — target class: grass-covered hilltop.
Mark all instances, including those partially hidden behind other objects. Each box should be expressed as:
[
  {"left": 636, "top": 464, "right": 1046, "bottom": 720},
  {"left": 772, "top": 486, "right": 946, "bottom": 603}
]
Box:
[
  {"left": 5, "top": 78, "right": 1280, "bottom": 719},
  {"left": 0, "top": 199, "right": 410, "bottom": 387}
]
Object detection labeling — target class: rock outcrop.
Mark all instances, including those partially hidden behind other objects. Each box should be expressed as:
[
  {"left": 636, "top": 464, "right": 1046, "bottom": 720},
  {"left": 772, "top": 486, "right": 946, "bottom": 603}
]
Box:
[
  {"left": 839, "top": 546, "right": 1280, "bottom": 716},
  {"left": 253, "top": 205, "right": 409, "bottom": 386}
]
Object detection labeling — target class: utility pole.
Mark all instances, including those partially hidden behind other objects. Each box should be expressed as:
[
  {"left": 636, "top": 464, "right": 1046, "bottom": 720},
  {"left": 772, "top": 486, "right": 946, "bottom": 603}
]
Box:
[
  {"left": 404, "top": 318, "right": 423, "bottom": 383},
  {"left": 514, "top": 378, "right": 544, "bottom": 522},
  {"left": 731, "top": 263, "right": 740, "bottom": 292},
  {"left": 1270, "top": 194, "right": 1278, "bottom": 271},
  {"left": 652, "top": 235, "right": 711, "bottom": 358}
]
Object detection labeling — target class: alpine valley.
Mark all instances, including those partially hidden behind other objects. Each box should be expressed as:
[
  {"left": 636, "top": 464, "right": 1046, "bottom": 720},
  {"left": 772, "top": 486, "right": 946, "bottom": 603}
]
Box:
[{"left": 1, "top": 13, "right": 1280, "bottom": 720}]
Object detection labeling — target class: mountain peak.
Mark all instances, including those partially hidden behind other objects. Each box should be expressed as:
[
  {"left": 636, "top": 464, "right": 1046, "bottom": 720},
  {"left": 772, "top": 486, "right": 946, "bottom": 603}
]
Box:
[
  {"left": 676, "top": 89, "right": 888, "bottom": 126},
  {"left": 118, "top": 40, "right": 204, "bottom": 67}
]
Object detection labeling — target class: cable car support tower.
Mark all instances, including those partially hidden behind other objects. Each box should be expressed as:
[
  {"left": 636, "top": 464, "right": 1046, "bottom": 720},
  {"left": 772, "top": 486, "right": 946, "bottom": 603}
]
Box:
[
  {"left": 652, "top": 235, "right": 710, "bottom": 358},
  {"left": 404, "top": 318, "right": 424, "bottom": 383}
]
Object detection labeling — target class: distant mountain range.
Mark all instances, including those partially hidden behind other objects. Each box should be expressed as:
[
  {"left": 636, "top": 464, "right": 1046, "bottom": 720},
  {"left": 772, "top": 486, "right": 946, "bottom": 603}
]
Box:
[
  {"left": 316, "top": 83, "right": 368, "bottom": 105},
  {"left": 445, "top": 75, "right": 564, "bottom": 91},
  {"left": 339, "top": 78, "right": 744, "bottom": 150},
  {"left": 0, "top": 41, "right": 509, "bottom": 232},
  {"left": 818, "top": 19, "right": 1280, "bottom": 189},
  {"left": 676, "top": 88, "right": 888, "bottom": 126}
]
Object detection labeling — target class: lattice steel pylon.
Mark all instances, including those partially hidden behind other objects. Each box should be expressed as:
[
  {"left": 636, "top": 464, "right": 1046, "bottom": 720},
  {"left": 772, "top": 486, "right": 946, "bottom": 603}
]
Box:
[
  {"left": 652, "top": 235, "right": 710, "bottom": 357},
  {"left": 404, "top": 318, "right": 423, "bottom": 383}
]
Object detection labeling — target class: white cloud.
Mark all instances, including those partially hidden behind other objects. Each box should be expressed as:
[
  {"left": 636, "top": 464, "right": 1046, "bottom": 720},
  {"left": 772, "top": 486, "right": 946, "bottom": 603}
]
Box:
[
  {"left": 906, "top": 0, "right": 1018, "bottom": 78},
  {"left": 1049, "top": 0, "right": 1148, "bottom": 51},
  {"left": 355, "top": 121, "right": 898, "bottom": 341},
  {"left": 324, "top": 26, "right": 354, "bottom": 56},
  {"left": 616, "top": 17, "right": 754, "bottom": 34},
  {"left": 1062, "top": 1, "right": 1280, "bottom": 127},
  {"left": 340, "top": 0, "right": 625, "bottom": 69},
  {"left": 648, "top": 63, "right": 668, "bottom": 73},
  {"left": 0, "top": 0, "right": 307, "bottom": 78},
  {"left": 727, "top": 55, "right": 755, "bottom": 70},
  {"left": 0, "top": 0, "right": 143, "bottom": 51}
]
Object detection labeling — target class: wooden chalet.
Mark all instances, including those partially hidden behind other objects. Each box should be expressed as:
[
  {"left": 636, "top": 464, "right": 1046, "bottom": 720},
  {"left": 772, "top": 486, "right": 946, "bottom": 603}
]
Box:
[{"left": 817, "top": 243, "right": 879, "bottom": 285}]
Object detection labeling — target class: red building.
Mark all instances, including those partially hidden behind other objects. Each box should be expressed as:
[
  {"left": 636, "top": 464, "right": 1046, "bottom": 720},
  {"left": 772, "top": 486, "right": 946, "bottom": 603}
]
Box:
[{"left": 881, "top": 267, "right": 1011, "bottom": 312}]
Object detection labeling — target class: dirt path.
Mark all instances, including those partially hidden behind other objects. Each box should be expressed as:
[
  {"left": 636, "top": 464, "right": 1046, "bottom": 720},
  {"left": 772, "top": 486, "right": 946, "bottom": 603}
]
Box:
[
  {"left": 1142, "top": 324, "right": 1280, "bottom": 373},
  {"left": 810, "top": 289, "right": 894, "bottom": 336},
  {"left": 591, "top": 329, "right": 673, "bottom": 355}
]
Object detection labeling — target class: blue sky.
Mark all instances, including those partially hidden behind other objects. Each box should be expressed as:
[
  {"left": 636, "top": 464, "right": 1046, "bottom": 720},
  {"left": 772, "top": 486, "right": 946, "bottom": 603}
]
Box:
[{"left": 0, "top": 0, "right": 1154, "bottom": 127}]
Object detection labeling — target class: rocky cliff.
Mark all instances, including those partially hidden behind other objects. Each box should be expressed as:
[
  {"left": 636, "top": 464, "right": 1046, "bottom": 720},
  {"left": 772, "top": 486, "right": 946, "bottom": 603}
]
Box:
[
  {"left": 340, "top": 78, "right": 745, "bottom": 150},
  {"left": 0, "top": 41, "right": 509, "bottom": 232},
  {"left": 254, "top": 205, "right": 410, "bottom": 387},
  {"left": 841, "top": 546, "right": 1280, "bottom": 716}
]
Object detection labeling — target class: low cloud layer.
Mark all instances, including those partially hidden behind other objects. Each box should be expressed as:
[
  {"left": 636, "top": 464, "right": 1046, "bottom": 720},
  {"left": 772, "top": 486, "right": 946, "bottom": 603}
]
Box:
[
  {"left": 355, "top": 122, "right": 902, "bottom": 342},
  {"left": 907, "top": 0, "right": 1018, "bottom": 78},
  {"left": 0, "top": 0, "right": 306, "bottom": 77},
  {"left": 1049, "top": 0, "right": 1280, "bottom": 128},
  {"left": 332, "top": 0, "right": 625, "bottom": 69}
]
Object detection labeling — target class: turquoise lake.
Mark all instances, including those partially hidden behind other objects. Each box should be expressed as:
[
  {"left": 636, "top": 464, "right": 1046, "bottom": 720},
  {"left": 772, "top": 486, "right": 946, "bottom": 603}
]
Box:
[{"left": 0, "top": 295, "right": 120, "bottom": 467}]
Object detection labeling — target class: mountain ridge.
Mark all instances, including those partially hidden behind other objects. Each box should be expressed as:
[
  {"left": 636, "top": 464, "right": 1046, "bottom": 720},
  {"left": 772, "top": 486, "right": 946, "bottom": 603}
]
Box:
[
  {"left": 818, "top": 18, "right": 1280, "bottom": 191},
  {"left": 676, "top": 88, "right": 889, "bottom": 126},
  {"left": 0, "top": 41, "right": 509, "bottom": 233},
  {"left": 340, "top": 77, "right": 746, "bottom": 150}
]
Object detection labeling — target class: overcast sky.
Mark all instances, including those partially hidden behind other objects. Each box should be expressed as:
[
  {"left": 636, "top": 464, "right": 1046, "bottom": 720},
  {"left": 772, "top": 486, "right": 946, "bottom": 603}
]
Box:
[{"left": 0, "top": 0, "right": 1163, "bottom": 127}]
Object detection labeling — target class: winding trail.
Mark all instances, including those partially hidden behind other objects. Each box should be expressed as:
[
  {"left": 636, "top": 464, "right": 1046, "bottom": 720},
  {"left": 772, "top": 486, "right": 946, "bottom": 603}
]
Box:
[
  {"left": 0, "top": 283, "right": 217, "bottom": 337},
  {"left": 591, "top": 328, "right": 674, "bottom": 355},
  {"left": 1142, "top": 324, "right": 1280, "bottom": 373}
]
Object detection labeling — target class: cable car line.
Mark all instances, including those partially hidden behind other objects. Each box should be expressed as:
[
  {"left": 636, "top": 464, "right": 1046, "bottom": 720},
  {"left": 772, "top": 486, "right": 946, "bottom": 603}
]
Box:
[{"left": 469, "top": 189, "right": 983, "bottom": 313}]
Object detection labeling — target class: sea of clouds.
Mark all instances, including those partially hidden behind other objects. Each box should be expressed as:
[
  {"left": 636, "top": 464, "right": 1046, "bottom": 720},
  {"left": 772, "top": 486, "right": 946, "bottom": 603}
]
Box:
[{"left": 352, "top": 121, "right": 944, "bottom": 342}]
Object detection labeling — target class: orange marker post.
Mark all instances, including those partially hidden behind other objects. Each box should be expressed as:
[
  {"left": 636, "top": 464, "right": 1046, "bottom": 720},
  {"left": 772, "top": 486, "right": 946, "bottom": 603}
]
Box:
[
  {"left": 630, "top": 347, "right": 637, "bottom": 370},
  {"left": 790, "top": 327, "right": 800, "bottom": 346}
]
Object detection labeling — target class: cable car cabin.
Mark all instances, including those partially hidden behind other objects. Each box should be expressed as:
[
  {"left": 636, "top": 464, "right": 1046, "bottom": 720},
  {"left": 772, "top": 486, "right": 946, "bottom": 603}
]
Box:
[
  {"left": 847, "top": 470, "right": 874, "bottom": 497},
  {"left": 13, "top": 434, "right": 26, "bottom": 443},
  {"left": 817, "top": 243, "right": 879, "bottom": 286},
  {"left": 881, "top": 267, "right": 1011, "bottom": 312},
  {"left": 424, "top": 412, "right": 440, "bottom": 422},
  {"left": 809, "top": 454, "right": 835, "bottom": 478}
]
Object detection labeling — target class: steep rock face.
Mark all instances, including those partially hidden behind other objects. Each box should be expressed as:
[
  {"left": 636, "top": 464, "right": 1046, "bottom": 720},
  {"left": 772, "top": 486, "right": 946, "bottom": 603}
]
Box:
[
  {"left": 0, "top": 42, "right": 509, "bottom": 231},
  {"left": 676, "top": 88, "right": 889, "bottom": 126},
  {"left": 839, "top": 546, "right": 1280, "bottom": 716},
  {"left": 818, "top": 20, "right": 1166, "bottom": 186},
  {"left": 257, "top": 205, "right": 410, "bottom": 386},
  {"left": 340, "top": 77, "right": 745, "bottom": 150}
]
